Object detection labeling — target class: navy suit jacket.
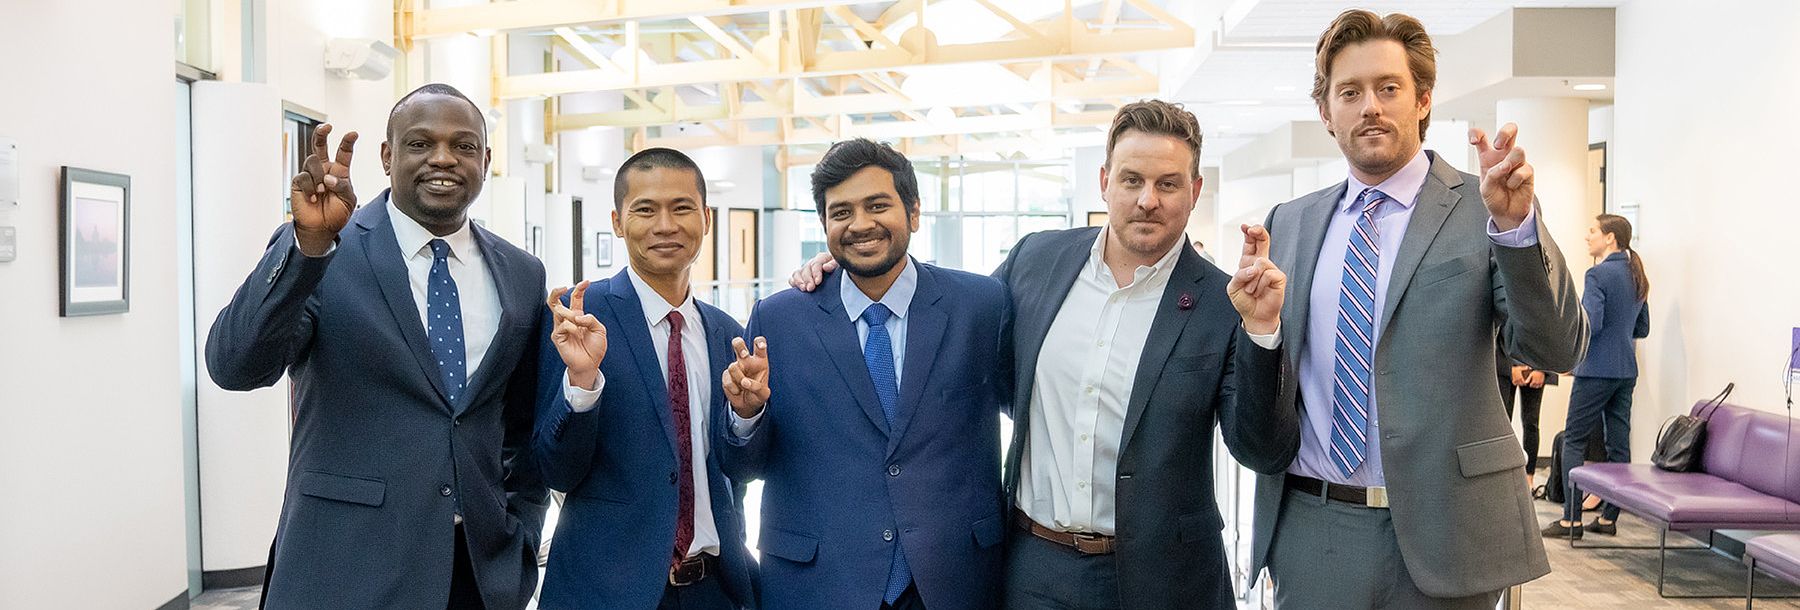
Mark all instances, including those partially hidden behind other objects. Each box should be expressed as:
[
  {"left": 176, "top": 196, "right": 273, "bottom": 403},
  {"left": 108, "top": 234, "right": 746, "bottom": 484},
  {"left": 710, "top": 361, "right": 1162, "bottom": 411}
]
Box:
[
  {"left": 1573, "top": 251, "right": 1649, "bottom": 378},
  {"left": 533, "top": 268, "right": 757, "bottom": 609},
  {"left": 206, "top": 192, "right": 549, "bottom": 610},
  {"left": 721, "top": 261, "right": 1008, "bottom": 610}
]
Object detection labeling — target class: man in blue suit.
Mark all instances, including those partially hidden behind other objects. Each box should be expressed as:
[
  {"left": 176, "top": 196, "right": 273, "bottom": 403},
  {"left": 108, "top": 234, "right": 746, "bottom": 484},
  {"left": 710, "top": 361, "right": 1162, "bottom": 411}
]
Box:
[
  {"left": 207, "top": 84, "right": 548, "bottom": 610},
  {"left": 721, "top": 138, "right": 1008, "bottom": 610},
  {"left": 534, "top": 148, "right": 759, "bottom": 610}
]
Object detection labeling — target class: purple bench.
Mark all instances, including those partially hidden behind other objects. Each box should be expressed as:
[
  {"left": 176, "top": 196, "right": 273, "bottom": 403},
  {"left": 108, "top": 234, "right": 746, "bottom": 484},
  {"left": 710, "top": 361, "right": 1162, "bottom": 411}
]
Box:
[
  {"left": 1569, "top": 401, "right": 1800, "bottom": 597},
  {"left": 1747, "top": 534, "right": 1800, "bottom": 608}
]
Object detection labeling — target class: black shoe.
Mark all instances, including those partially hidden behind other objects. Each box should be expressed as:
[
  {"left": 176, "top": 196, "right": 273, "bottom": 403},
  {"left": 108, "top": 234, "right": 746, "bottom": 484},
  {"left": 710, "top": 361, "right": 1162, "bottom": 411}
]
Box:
[
  {"left": 1541, "top": 521, "right": 1583, "bottom": 539},
  {"left": 1585, "top": 519, "right": 1617, "bottom": 536}
]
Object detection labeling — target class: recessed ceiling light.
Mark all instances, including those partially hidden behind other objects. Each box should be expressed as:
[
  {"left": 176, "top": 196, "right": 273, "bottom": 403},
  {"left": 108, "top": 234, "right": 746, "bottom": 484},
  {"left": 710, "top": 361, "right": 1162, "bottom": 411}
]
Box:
[
  {"left": 1573, "top": 83, "right": 1606, "bottom": 91},
  {"left": 1273, "top": 85, "right": 1296, "bottom": 92}
]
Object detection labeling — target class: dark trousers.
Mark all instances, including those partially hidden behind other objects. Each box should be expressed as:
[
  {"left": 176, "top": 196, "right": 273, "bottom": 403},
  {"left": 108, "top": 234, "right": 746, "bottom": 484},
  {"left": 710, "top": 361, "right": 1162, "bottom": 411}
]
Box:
[
  {"left": 1562, "top": 376, "right": 1636, "bottom": 522},
  {"left": 656, "top": 572, "right": 735, "bottom": 610},
  {"left": 1003, "top": 532, "right": 1123, "bottom": 610},
  {"left": 1497, "top": 375, "right": 1544, "bottom": 475},
  {"left": 879, "top": 583, "right": 926, "bottom": 610},
  {"left": 448, "top": 524, "right": 485, "bottom": 610}
]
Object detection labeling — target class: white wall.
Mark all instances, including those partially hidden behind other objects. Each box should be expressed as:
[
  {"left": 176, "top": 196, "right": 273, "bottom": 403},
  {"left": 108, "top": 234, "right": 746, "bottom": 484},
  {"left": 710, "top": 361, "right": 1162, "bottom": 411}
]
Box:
[
  {"left": 0, "top": 1, "right": 188, "bottom": 607},
  {"left": 1613, "top": 0, "right": 1800, "bottom": 458},
  {"left": 267, "top": 0, "right": 402, "bottom": 200}
]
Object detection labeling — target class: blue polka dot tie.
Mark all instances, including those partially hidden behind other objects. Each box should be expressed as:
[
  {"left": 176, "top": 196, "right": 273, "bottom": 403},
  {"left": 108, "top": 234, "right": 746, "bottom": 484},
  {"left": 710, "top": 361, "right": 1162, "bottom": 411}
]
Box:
[
  {"left": 426, "top": 239, "right": 466, "bottom": 405},
  {"left": 861, "top": 303, "right": 911, "bottom": 604}
]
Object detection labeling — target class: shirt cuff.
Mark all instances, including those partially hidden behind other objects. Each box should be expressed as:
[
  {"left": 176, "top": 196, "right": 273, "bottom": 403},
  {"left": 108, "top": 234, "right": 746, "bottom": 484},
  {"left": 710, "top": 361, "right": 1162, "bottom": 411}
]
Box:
[
  {"left": 1248, "top": 327, "right": 1281, "bottom": 350},
  {"left": 564, "top": 369, "right": 605, "bottom": 413},
  {"left": 1487, "top": 206, "right": 1540, "bottom": 247},
  {"left": 728, "top": 409, "right": 763, "bottom": 439}
]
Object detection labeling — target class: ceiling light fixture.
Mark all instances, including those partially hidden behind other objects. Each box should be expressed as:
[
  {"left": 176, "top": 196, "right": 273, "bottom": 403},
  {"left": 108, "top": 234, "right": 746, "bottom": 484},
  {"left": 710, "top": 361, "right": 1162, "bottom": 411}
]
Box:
[{"left": 1573, "top": 83, "right": 1607, "bottom": 91}]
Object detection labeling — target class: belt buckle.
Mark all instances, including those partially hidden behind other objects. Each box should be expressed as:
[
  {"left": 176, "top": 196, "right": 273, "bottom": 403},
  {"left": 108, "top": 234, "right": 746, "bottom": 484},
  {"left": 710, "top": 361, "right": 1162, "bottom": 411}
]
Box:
[
  {"left": 668, "top": 556, "right": 706, "bottom": 587},
  {"left": 1068, "top": 531, "right": 1109, "bottom": 554},
  {"left": 1364, "top": 486, "right": 1389, "bottom": 508}
]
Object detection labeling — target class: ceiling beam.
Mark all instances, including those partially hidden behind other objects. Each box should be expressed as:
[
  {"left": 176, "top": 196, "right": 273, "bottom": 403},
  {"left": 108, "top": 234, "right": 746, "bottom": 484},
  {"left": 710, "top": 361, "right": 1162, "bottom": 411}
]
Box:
[{"left": 406, "top": 0, "right": 887, "bottom": 41}]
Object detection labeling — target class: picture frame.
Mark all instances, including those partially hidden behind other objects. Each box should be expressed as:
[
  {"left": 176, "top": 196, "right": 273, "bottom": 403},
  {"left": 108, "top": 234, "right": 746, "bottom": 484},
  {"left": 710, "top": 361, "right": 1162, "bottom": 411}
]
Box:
[
  {"left": 594, "top": 231, "right": 613, "bottom": 267},
  {"left": 60, "top": 167, "right": 130, "bottom": 316}
]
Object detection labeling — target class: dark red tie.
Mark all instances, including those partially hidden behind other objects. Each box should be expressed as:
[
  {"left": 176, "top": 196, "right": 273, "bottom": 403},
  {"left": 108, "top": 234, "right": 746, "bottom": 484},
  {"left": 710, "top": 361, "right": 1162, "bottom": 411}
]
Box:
[{"left": 666, "top": 311, "right": 695, "bottom": 565}]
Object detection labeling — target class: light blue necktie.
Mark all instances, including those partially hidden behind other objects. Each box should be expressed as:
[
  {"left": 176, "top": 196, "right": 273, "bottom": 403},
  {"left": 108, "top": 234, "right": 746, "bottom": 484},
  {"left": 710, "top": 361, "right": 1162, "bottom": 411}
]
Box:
[
  {"left": 426, "top": 239, "right": 466, "bottom": 405},
  {"left": 1329, "top": 189, "right": 1384, "bottom": 478},
  {"left": 861, "top": 303, "right": 911, "bottom": 603}
]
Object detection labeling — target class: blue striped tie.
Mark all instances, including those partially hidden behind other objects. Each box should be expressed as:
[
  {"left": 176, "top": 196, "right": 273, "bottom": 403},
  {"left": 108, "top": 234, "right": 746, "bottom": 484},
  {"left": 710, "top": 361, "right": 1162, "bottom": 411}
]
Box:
[
  {"left": 426, "top": 239, "right": 466, "bottom": 405},
  {"left": 861, "top": 303, "right": 911, "bottom": 604},
  {"left": 1329, "top": 189, "right": 1385, "bottom": 478}
]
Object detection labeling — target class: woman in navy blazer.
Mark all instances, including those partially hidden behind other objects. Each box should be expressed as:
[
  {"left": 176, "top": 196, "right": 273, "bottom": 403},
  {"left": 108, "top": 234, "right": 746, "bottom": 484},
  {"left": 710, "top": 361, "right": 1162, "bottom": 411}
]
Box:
[{"left": 1544, "top": 214, "right": 1651, "bottom": 538}]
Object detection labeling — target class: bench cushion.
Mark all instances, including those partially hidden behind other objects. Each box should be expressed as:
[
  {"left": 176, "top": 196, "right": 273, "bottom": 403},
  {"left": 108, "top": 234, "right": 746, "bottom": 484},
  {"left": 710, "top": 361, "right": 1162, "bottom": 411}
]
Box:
[
  {"left": 1600, "top": 470, "right": 1800, "bottom": 528},
  {"left": 1748, "top": 534, "right": 1800, "bottom": 585}
]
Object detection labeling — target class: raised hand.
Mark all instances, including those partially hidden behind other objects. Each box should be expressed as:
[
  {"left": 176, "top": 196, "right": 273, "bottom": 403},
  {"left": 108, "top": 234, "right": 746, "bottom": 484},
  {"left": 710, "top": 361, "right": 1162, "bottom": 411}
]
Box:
[
  {"left": 291, "top": 123, "right": 359, "bottom": 256},
  {"left": 1226, "top": 224, "right": 1285, "bottom": 336},
  {"left": 547, "top": 281, "right": 607, "bottom": 389},
  {"left": 788, "top": 252, "right": 837, "bottom": 292},
  {"left": 721, "top": 336, "right": 770, "bottom": 418},
  {"left": 1470, "top": 123, "right": 1535, "bottom": 231}
]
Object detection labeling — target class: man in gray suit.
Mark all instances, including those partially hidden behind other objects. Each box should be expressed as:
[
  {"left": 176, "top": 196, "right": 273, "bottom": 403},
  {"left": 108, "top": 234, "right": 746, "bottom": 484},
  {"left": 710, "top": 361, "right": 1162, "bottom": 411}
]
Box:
[{"left": 1247, "top": 10, "right": 1587, "bottom": 609}]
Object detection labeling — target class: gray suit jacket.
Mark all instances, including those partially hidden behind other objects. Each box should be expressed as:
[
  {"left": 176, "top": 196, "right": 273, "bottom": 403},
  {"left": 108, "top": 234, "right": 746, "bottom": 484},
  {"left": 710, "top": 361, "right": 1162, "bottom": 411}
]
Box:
[
  {"left": 1249, "top": 152, "right": 1587, "bottom": 597},
  {"left": 997, "top": 227, "right": 1296, "bottom": 609}
]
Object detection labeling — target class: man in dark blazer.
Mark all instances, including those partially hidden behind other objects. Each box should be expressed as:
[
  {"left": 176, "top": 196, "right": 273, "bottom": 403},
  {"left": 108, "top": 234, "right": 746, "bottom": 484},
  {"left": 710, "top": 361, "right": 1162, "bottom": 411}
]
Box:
[
  {"left": 721, "top": 138, "right": 1009, "bottom": 610},
  {"left": 1246, "top": 11, "right": 1587, "bottom": 608},
  {"left": 206, "top": 84, "right": 548, "bottom": 610},
  {"left": 533, "top": 148, "right": 757, "bottom": 610}
]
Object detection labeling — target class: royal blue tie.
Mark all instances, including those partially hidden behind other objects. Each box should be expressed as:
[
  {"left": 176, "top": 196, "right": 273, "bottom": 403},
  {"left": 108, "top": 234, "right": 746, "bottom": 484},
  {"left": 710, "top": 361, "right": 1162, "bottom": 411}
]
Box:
[
  {"left": 1329, "top": 189, "right": 1385, "bottom": 478},
  {"left": 861, "top": 303, "right": 910, "bottom": 604},
  {"left": 426, "top": 239, "right": 466, "bottom": 405}
]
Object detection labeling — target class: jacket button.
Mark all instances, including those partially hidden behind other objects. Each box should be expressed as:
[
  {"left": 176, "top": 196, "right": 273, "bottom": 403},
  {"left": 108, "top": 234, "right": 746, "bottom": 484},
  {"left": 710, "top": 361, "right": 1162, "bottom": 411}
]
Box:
[
  {"left": 888, "top": 464, "right": 901, "bottom": 477},
  {"left": 882, "top": 529, "right": 894, "bottom": 542},
  {"left": 440, "top": 485, "right": 453, "bottom": 497},
  {"left": 669, "top": 472, "right": 678, "bottom": 485},
  {"left": 452, "top": 418, "right": 460, "bottom": 427}
]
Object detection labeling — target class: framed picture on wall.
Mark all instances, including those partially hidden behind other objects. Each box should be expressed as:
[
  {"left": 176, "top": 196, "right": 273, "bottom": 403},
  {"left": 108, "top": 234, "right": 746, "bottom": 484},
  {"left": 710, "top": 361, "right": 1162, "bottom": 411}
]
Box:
[
  {"left": 59, "top": 167, "right": 130, "bottom": 316},
  {"left": 595, "top": 232, "right": 613, "bottom": 267}
]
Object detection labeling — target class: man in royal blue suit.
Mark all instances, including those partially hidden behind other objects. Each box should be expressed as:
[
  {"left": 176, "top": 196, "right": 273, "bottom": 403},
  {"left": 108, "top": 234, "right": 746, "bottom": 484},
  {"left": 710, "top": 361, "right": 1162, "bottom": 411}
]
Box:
[
  {"left": 720, "top": 138, "right": 1009, "bottom": 610},
  {"left": 207, "top": 84, "right": 548, "bottom": 610},
  {"left": 533, "top": 148, "right": 759, "bottom": 610}
]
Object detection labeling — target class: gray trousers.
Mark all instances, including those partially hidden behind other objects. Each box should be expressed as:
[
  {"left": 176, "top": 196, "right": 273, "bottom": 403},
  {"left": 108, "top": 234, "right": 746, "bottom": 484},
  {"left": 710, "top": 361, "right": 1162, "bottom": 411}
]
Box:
[{"left": 1268, "top": 489, "right": 1501, "bottom": 610}]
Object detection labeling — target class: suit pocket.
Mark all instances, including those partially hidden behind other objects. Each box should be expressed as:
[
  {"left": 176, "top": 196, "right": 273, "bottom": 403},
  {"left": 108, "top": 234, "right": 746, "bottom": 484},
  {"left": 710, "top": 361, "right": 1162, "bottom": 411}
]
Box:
[
  {"left": 1411, "top": 252, "right": 1485, "bottom": 289},
  {"left": 1177, "top": 510, "right": 1225, "bottom": 543},
  {"left": 297, "top": 470, "right": 387, "bottom": 507},
  {"left": 971, "top": 514, "right": 1003, "bottom": 548},
  {"left": 1456, "top": 435, "right": 1529, "bottom": 478},
  {"left": 1166, "top": 351, "right": 1224, "bottom": 375},
  {"left": 759, "top": 527, "right": 819, "bottom": 563}
]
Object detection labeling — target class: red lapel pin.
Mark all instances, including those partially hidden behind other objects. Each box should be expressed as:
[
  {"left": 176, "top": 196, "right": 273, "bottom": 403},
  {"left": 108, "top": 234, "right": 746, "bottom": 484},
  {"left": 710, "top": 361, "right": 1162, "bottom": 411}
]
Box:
[{"left": 1178, "top": 293, "right": 1194, "bottom": 310}]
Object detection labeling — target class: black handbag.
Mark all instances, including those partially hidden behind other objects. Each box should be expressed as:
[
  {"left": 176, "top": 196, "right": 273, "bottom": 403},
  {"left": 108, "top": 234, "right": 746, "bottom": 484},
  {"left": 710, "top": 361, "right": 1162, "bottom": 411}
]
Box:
[{"left": 1651, "top": 383, "right": 1734, "bottom": 472}]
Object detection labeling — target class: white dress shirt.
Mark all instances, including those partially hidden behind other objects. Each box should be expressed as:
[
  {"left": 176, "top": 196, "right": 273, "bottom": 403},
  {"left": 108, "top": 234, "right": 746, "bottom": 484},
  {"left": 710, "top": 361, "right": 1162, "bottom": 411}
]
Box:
[
  {"left": 561, "top": 268, "right": 721, "bottom": 558},
  {"left": 386, "top": 202, "right": 501, "bottom": 383}
]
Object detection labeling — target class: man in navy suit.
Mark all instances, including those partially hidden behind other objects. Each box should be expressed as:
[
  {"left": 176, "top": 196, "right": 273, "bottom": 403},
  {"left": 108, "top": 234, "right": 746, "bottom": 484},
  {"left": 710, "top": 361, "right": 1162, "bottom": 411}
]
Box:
[
  {"left": 720, "top": 138, "right": 1009, "bottom": 610},
  {"left": 533, "top": 148, "right": 758, "bottom": 610},
  {"left": 207, "top": 84, "right": 548, "bottom": 610}
]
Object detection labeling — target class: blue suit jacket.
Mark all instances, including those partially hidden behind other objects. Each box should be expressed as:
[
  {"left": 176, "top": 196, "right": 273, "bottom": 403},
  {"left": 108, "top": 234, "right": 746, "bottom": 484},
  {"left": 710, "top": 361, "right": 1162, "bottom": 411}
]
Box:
[
  {"left": 721, "top": 262, "right": 1008, "bottom": 610},
  {"left": 1573, "top": 251, "right": 1649, "bottom": 378},
  {"left": 533, "top": 268, "right": 757, "bottom": 609},
  {"left": 206, "top": 192, "right": 549, "bottom": 610}
]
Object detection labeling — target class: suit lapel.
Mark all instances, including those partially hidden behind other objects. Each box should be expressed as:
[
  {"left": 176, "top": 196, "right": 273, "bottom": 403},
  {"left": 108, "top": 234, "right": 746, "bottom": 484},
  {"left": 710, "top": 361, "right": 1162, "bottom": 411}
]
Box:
[
  {"left": 606, "top": 269, "right": 682, "bottom": 461},
  {"left": 1378, "top": 153, "right": 1462, "bottom": 335},
  {"left": 1117, "top": 247, "right": 1204, "bottom": 456},
  {"left": 889, "top": 263, "right": 945, "bottom": 455},
  {"left": 459, "top": 224, "right": 525, "bottom": 415},
  {"left": 812, "top": 270, "right": 891, "bottom": 436},
  {"left": 1282, "top": 183, "right": 1345, "bottom": 367},
  {"left": 1013, "top": 229, "right": 1094, "bottom": 410},
  {"left": 358, "top": 192, "right": 453, "bottom": 409}
]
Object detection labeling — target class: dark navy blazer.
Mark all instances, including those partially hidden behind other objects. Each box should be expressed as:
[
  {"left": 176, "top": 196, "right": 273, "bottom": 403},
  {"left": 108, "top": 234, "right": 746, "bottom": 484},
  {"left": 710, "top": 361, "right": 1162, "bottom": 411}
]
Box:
[
  {"left": 1572, "top": 252, "right": 1649, "bottom": 378},
  {"left": 533, "top": 267, "right": 757, "bottom": 609},
  {"left": 207, "top": 192, "right": 549, "bottom": 610},
  {"left": 720, "top": 262, "right": 1008, "bottom": 610}
]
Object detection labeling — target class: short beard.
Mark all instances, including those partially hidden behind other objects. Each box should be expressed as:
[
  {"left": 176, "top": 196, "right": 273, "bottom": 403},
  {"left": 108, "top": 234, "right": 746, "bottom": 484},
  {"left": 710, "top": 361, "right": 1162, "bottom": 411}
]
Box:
[{"left": 840, "top": 246, "right": 907, "bottom": 279}]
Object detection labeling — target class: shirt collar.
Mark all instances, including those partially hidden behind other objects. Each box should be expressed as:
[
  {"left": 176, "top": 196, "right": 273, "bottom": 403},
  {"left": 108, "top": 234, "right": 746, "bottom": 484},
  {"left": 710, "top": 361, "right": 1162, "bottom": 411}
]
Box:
[
  {"left": 1340, "top": 149, "right": 1432, "bottom": 214},
  {"left": 625, "top": 266, "right": 698, "bottom": 328},
  {"left": 840, "top": 256, "right": 919, "bottom": 323},
  {"left": 1087, "top": 225, "right": 1185, "bottom": 286},
  {"left": 387, "top": 198, "right": 477, "bottom": 263}
]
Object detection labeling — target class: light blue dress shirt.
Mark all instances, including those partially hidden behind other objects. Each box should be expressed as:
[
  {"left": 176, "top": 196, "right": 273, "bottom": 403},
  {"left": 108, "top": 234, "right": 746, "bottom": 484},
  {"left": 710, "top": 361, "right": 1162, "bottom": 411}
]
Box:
[
  {"left": 840, "top": 257, "right": 919, "bottom": 389},
  {"left": 1290, "top": 150, "right": 1540, "bottom": 486}
]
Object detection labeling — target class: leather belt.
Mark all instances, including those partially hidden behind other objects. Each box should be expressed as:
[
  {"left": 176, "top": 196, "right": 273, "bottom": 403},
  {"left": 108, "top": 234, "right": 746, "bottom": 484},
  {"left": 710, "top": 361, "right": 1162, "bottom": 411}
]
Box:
[
  {"left": 1013, "top": 509, "right": 1115, "bottom": 555},
  {"left": 1286, "top": 473, "right": 1388, "bottom": 508},
  {"left": 669, "top": 553, "right": 718, "bottom": 587}
]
